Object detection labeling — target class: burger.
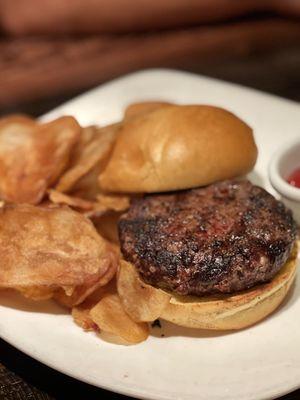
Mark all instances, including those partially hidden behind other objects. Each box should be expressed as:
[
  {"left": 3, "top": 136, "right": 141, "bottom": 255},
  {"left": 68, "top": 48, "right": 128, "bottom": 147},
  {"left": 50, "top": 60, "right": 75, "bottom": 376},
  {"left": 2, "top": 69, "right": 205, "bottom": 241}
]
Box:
[{"left": 99, "top": 104, "right": 298, "bottom": 330}]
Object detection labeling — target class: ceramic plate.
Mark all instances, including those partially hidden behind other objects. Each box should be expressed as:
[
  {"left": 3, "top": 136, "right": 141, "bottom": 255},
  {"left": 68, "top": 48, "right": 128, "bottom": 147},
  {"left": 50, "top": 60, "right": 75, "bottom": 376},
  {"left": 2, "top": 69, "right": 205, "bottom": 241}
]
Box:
[{"left": 1, "top": 69, "right": 300, "bottom": 400}]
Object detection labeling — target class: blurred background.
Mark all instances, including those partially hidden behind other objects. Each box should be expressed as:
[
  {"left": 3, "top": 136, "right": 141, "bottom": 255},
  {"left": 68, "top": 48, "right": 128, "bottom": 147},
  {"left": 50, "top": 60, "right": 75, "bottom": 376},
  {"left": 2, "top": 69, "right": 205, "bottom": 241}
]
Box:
[{"left": 0, "top": 0, "right": 300, "bottom": 117}]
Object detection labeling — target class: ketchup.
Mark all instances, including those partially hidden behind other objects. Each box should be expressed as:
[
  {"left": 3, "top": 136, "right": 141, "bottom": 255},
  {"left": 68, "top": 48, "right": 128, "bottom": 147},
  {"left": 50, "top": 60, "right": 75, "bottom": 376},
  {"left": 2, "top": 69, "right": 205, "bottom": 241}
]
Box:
[{"left": 287, "top": 167, "right": 300, "bottom": 188}]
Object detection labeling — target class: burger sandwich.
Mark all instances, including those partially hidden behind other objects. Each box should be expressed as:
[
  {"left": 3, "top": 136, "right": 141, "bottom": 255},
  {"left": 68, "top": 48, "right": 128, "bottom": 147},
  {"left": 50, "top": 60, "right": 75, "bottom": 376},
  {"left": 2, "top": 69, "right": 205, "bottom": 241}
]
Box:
[{"left": 99, "top": 104, "right": 298, "bottom": 330}]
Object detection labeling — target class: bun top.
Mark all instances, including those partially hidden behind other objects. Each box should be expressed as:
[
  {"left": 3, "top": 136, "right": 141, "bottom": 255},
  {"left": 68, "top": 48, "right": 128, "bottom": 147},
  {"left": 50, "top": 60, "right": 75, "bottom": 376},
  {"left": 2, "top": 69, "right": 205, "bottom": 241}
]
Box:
[
  {"left": 99, "top": 105, "right": 257, "bottom": 193},
  {"left": 124, "top": 101, "right": 173, "bottom": 120}
]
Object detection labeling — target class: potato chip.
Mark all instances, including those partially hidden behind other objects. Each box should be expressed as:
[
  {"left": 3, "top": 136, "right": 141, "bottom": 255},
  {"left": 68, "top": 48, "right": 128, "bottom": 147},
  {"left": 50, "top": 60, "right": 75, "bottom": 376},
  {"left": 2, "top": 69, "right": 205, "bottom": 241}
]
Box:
[
  {"left": 70, "top": 162, "right": 103, "bottom": 201},
  {"left": 16, "top": 285, "right": 55, "bottom": 301},
  {"left": 0, "top": 114, "right": 36, "bottom": 127},
  {"left": 90, "top": 291, "right": 149, "bottom": 344},
  {"left": 55, "top": 123, "right": 120, "bottom": 194},
  {"left": 72, "top": 304, "right": 99, "bottom": 331},
  {"left": 54, "top": 125, "right": 100, "bottom": 194},
  {"left": 69, "top": 125, "right": 99, "bottom": 161},
  {"left": 117, "top": 260, "right": 170, "bottom": 322},
  {"left": 54, "top": 254, "right": 118, "bottom": 307},
  {"left": 49, "top": 189, "right": 129, "bottom": 221},
  {"left": 73, "top": 279, "right": 149, "bottom": 344},
  {"left": 84, "top": 193, "right": 130, "bottom": 218},
  {"left": 0, "top": 115, "right": 80, "bottom": 204},
  {"left": 95, "top": 193, "right": 130, "bottom": 211},
  {"left": 48, "top": 189, "right": 93, "bottom": 211},
  {"left": 71, "top": 280, "right": 115, "bottom": 331},
  {"left": 0, "top": 204, "right": 118, "bottom": 294},
  {"left": 124, "top": 101, "right": 173, "bottom": 120}
]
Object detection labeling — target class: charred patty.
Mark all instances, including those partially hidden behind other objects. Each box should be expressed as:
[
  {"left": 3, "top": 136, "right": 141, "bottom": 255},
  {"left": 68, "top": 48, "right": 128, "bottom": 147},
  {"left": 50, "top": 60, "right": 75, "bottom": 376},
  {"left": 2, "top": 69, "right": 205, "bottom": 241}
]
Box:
[{"left": 119, "top": 180, "right": 297, "bottom": 296}]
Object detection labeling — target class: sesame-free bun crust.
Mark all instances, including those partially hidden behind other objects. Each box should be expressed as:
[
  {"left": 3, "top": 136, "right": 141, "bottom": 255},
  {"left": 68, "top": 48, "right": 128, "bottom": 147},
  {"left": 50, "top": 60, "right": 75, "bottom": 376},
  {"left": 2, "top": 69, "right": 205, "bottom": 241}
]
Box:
[
  {"left": 117, "top": 245, "right": 298, "bottom": 330},
  {"left": 124, "top": 101, "right": 173, "bottom": 120},
  {"left": 99, "top": 105, "right": 257, "bottom": 193}
]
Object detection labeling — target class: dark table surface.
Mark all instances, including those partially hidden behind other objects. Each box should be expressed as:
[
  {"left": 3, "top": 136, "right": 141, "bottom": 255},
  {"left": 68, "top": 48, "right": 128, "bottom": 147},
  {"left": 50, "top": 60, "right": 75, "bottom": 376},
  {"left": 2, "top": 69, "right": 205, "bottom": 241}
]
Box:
[{"left": 0, "top": 46, "right": 300, "bottom": 400}]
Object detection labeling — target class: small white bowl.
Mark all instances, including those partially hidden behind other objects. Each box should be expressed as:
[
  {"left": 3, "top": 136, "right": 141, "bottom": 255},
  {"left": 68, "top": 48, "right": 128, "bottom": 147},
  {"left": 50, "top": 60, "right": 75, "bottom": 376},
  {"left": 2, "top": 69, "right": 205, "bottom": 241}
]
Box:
[{"left": 268, "top": 139, "right": 300, "bottom": 224}]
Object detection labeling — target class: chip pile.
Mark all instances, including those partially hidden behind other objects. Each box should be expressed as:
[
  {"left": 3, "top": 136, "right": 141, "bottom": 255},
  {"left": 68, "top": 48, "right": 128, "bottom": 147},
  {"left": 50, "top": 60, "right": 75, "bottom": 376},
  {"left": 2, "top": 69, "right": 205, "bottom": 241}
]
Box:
[{"left": 0, "top": 103, "right": 171, "bottom": 344}]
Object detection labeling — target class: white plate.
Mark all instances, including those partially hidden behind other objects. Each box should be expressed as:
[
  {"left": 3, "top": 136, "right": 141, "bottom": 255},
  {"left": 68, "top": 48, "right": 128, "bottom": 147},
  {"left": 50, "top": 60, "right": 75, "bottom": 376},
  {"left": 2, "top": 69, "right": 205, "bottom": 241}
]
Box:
[{"left": 1, "top": 69, "right": 300, "bottom": 400}]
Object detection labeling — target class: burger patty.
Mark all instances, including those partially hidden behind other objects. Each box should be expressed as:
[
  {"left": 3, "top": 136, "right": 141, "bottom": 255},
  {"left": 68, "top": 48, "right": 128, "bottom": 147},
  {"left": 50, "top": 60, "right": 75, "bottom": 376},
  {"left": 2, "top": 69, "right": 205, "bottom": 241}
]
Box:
[{"left": 119, "top": 180, "right": 297, "bottom": 296}]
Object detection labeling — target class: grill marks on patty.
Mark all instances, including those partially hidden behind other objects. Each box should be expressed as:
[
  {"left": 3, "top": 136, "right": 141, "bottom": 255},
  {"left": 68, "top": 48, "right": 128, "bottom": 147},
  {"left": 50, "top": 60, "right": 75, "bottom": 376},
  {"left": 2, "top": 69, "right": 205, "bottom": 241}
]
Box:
[{"left": 119, "top": 180, "right": 297, "bottom": 296}]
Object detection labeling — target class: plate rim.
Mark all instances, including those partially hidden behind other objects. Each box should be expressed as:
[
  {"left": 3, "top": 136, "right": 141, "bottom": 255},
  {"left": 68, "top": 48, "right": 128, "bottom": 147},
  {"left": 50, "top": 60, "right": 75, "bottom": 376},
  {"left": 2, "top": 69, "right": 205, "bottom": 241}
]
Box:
[{"left": 1, "top": 68, "right": 300, "bottom": 400}]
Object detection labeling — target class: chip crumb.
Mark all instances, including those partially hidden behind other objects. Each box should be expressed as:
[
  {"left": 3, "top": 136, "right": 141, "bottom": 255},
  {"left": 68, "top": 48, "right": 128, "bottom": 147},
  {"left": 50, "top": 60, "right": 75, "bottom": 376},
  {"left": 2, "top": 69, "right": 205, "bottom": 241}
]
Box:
[{"left": 123, "top": 374, "right": 128, "bottom": 378}]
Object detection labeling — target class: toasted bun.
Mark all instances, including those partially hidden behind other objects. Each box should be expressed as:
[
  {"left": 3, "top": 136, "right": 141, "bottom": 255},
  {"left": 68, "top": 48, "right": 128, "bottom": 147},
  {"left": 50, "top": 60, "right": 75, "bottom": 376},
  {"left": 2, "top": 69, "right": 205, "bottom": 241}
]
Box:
[
  {"left": 99, "top": 105, "right": 257, "bottom": 193},
  {"left": 124, "top": 101, "right": 173, "bottom": 120},
  {"left": 117, "top": 245, "right": 298, "bottom": 330}
]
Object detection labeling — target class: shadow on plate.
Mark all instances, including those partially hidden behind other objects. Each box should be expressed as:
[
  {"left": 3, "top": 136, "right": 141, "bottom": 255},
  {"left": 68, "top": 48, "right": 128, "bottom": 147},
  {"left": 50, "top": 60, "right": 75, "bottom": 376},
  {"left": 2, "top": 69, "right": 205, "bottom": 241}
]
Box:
[
  {"left": 150, "top": 320, "right": 235, "bottom": 339},
  {"left": 0, "top": 289, "right": 67, "bottom": 315}
]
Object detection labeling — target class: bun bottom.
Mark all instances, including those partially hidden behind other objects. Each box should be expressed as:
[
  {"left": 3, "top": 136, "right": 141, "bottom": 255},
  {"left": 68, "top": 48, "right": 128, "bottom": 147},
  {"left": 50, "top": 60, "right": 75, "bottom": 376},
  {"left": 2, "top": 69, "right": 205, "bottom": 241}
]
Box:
[{"left": 117, "top": 246, "right": 298, "bottom": 330}]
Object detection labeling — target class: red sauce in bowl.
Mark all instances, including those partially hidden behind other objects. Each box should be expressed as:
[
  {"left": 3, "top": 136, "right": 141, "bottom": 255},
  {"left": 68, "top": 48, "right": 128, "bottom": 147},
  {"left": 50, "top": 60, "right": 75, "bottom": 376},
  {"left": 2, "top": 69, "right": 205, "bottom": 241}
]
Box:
[{"left": 287, "top": 168, "right": 300, "bottom": 188}]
